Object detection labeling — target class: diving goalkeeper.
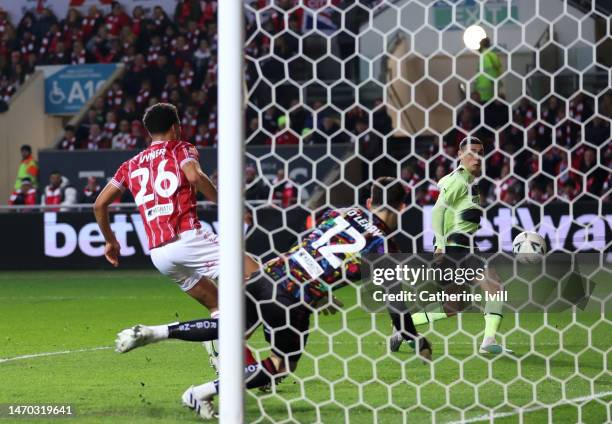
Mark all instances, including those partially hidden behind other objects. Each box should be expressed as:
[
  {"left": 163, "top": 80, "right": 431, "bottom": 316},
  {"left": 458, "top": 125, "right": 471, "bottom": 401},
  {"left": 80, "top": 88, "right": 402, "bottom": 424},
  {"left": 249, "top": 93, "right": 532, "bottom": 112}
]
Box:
[{"left": 114, "top": 177, "right": 430, "bottom": 419}]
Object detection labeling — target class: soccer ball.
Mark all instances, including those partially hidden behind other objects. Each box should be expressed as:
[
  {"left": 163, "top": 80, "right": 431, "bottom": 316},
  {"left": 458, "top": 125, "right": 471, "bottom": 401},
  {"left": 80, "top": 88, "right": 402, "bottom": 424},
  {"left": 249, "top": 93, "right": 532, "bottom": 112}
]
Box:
[{"left": 512, "top": 231, "right": 547, "bottom": 264}]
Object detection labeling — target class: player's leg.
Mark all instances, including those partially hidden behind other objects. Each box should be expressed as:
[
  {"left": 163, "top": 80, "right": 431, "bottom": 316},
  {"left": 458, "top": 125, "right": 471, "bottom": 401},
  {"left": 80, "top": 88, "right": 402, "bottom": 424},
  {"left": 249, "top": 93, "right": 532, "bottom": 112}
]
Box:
[
  {"left": 183, "top": 348, "right": 295, "bottom": 419},
  {"left": 406, "top": 251, "right": 469, "bottom": 329},
  {"left": 189, "top": 315, "right": 307, "bottom": 402},
  {"left": 115, "top": 272, "right": 222, "bottom": 353},
  {"left": 115, "top": 274, "right": 266, "bottom": 354},
  {"left": 384, "top": 281, "right": 432, "bottom": 359},
  {"left": 475, "top": 266, "right": 512, "bottom": 354},
  {"left": 444, "top": 248, "right": 511, "bottom": 354},
  {"left": 182, "top": 346, "right": 259, "bottom": 420},
  {"left": 185, "top": 281, "right": 307, "bottom": 419},
  {"left": 117, "top": 230, "right": 224, "bottom": 352},
  {"left": 185, "top": 276, "right": 220, "bottom": 313},
  {"left": 388, "top": 312, "right": 433, "bottom": 359},
  {"left": 390, "top": 251, "right": 466, "bottom": 352},
  {"left": 115, "top": 314, "right": 220, "bottom": 353}
]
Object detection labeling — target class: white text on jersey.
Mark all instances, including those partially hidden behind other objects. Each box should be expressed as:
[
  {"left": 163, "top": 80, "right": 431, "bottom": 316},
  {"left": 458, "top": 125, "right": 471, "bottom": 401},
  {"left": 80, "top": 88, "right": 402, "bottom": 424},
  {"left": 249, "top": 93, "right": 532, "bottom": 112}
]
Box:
[{"left": 139, "top": 148, "right": 166, "bottom": 164}]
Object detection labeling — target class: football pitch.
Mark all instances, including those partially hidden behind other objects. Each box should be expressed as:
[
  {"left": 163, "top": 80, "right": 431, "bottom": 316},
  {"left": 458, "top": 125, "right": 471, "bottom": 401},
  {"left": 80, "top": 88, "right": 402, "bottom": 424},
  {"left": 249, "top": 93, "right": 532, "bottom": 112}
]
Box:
[{"left": 1, "top": 271, "right": 610, "bottom": 423}]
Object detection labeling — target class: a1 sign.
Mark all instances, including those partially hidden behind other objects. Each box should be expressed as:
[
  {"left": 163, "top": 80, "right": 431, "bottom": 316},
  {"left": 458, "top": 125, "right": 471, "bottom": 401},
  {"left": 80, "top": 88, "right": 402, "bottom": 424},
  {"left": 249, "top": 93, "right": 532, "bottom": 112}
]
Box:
[{"left": 40, "top": 64, "right": 120, "bottom": 115}]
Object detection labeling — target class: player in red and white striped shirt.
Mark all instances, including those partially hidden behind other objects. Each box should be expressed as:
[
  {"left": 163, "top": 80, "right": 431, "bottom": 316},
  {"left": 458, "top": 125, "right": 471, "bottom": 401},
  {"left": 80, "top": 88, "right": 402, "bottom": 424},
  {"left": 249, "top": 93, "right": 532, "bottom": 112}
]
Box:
[{"left": 94, "top": 103, "right": 257, "bottom": 323}]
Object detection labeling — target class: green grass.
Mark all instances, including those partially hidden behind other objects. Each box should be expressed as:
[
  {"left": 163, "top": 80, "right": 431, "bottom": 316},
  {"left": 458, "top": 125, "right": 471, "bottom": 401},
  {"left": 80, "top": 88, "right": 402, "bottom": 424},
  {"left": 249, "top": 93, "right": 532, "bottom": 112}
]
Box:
[{"left": 0, "top": 271, "right": 610, "bottom": 423}]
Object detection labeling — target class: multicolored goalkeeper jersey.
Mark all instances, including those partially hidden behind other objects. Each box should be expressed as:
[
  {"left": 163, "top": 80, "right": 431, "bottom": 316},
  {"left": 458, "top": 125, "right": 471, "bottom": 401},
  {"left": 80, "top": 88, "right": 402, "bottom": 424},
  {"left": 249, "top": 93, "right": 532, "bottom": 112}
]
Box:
[{"left": 262, "top": 207, "right": 396, "bottom": 303}]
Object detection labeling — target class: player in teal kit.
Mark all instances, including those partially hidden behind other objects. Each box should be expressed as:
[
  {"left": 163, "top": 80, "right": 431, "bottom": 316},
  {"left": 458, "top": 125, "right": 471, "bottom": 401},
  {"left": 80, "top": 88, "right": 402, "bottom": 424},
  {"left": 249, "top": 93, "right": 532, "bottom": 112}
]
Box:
[{"left": 115, "top": 177, "right": 430, "bottom": 419}]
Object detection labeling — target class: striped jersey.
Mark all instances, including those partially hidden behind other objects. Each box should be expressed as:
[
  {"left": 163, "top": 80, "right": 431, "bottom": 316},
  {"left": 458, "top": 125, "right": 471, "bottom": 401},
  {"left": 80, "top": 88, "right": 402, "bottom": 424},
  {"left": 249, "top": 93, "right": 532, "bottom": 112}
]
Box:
[{"left": 110, "top": 140, "right": 201, "bottom": 249}]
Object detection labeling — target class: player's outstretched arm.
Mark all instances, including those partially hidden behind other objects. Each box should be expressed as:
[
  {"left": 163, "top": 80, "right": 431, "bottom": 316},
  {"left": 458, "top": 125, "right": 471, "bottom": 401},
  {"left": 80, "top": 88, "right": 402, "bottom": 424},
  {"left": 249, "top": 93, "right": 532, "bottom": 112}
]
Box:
[
  {"left": 182, "top": 160, "right": 217, "bottom": 203},
  {"left": 93, "top": 184, "right": 123, "bottom": 267}
]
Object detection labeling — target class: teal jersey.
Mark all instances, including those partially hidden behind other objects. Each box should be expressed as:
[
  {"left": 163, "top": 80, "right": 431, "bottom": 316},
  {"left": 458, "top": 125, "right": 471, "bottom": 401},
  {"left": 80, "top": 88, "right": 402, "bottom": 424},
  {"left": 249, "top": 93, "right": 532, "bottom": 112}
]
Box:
[{"left": 431, "top": 166, "right": 481, "bottom": 249}]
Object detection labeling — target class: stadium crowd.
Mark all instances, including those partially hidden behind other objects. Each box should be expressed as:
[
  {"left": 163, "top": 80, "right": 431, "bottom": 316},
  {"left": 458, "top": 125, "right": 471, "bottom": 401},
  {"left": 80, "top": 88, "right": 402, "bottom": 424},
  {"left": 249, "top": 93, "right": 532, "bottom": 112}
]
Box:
[{"left": 2, "top": 1, "right": 609, "bottom": 208}]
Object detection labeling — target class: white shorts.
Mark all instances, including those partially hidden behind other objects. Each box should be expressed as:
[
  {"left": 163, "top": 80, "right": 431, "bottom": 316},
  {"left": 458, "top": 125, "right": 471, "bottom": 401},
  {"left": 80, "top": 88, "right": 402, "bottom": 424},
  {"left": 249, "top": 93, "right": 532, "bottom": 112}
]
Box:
[{"left": 150, "top": 228, "right": 220, "bottom": 292}]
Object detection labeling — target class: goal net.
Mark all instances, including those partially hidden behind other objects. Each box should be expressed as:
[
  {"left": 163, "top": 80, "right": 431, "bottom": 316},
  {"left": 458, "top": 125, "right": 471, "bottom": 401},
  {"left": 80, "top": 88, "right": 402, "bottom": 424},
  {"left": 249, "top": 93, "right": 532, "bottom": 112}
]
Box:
[{"left": 240, "top": 1, "right": 611, "bottom": 422}]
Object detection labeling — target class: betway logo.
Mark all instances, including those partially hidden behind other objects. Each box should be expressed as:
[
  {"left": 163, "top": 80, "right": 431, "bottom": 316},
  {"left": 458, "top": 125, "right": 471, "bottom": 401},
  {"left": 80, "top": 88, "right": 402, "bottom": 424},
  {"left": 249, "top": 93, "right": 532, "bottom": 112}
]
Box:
[
  {"left": 422, "top": 206, "right": 611, "bottom": 252},
  {"left": 43, "top": 212, "right": 221, "bottom": 258}
]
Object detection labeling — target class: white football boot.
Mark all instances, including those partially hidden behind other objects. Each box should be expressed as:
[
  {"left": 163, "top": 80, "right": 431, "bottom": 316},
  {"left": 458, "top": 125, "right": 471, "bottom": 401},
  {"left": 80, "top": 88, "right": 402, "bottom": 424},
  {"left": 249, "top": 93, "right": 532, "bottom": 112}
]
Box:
[
  {"left": 479, "top": 338, "right": 514, "bottom": 355},
  {"left": 115, "top": 324, "right": 157, "bottom": 353},
  {"left": 182, "top": 386, "right": 217, "bottom": 420}
]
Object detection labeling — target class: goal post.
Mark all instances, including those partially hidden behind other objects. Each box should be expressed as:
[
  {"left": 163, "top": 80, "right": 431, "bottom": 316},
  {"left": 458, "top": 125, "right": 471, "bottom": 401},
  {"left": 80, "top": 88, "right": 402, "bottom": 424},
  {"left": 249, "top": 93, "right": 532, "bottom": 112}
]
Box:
[{"left": 217, "top": 0, "right": 245, "bottom": 422}]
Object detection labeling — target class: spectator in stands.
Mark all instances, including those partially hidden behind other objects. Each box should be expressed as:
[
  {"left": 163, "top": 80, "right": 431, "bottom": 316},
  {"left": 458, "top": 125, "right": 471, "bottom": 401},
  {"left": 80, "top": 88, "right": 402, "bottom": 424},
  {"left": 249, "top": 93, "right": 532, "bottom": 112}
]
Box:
[
  {"left": 245, "top": 164, "right": 268, "bottom": 201},
  {"left": 130, "top": 6, "right": 146, "bottom": 38},
  {"left": 81, "top": 6, "right": 103, "bottom": 40},
  {"left": 81, "top": 176, "right": 101, "bottom": 203},
  {"left": 86, "top": 123, "right": 108, "bottom": 149},
  {"left": 48, "top": 40, "right": 69, "bottom": 64},
  {"left": 105, "top": 2, "right": 131, "bottom": 37},
  {"left": 106, "top": 81, "right": 123, "bottom": 109},
  {"left": 599, "top": 93, "right": 612, "bottom": 118},
  {"left": 246, "top": 117, "right": 269, "bottom": 145},
  {"left": 175, "top": 0, "right": 202, "bottom": 26},
  {"left": 102, "top": 110, "right": 118, "bottom": 139},
  {"left": 59, "top": 125, "right": 77, "bottom": 150},
  {"left": 0, "top": 76, "right": 14, "bottom": 111},
  {"left": 42, "top": 170, "right": 65, "bottom": 209},
  {"left": 427, "top": 165, "right": 447, "bottom": 202},
  {"left": 9, "top": 177, "right": 37, "bottom": 207},
  {"left": 14, "top": 144, "right": 39, "bottom": 190},
  {"left": 311, "top": 114, "right": 348, "bottom": 144},
  {"left": 401, "top": 165, "right": 420, "bottom": 187},
  {"left": 71, "top": 39, "right": 87, "bottom": 64},
  {"left": 111, "top": 119, "right": 131, "bottom": 149},
  {"left": 194, "top": 123, "right": 213, "bottom": 147},
  {"left": 272, "top": 168, "right": 297, "bottom": 207},
  {"left": 77, "top": 109, "right": 102, "bottom": 141},
  {"left": 128, "top": 120, "right": 145, "bottom": 149},
  {"left": 118, "top": 97, "right": 138, "bottom": 122},
  {"left": 270, "top": 115, "right": 299, "bottom": 145}
]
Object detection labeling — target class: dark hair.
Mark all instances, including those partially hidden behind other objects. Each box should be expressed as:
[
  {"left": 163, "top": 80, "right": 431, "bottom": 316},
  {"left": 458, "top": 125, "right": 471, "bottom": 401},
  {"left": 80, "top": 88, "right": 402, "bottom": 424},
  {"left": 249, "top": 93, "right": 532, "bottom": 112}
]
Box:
[
  {"left": 20, "top": 144, "right": 32, "bottom": 153},
  {"left": 142, "top": 103, "right": 180, "bottom": 135},
  {"left": 50, "top": 170, "right": 61, "bottom": 176},
  {"left": 21, "top": 177, "right": 32, "bottom": 184},
  {"left": 370, "top": 177, "right": 406, "bottom": 209},
  {"left": 459, "top": 136, "right": 483, "bottom": 150},
  {"left": 480, "top": 37, "right": 491, "bottom": 50}
]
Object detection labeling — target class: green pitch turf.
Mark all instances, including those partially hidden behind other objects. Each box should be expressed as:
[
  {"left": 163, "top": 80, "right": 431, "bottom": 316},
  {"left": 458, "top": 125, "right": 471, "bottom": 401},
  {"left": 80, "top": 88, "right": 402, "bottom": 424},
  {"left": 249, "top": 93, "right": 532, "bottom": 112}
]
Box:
[{"left": 1, "top": 271, "right": 610, "bottom": 423}]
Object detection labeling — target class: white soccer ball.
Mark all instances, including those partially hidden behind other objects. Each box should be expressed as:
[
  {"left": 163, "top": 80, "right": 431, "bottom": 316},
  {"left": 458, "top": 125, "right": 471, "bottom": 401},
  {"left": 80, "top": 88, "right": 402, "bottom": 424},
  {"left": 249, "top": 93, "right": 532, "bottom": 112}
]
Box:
[{"left": 512, "top": 231, "right": 547, "bottom": 264}]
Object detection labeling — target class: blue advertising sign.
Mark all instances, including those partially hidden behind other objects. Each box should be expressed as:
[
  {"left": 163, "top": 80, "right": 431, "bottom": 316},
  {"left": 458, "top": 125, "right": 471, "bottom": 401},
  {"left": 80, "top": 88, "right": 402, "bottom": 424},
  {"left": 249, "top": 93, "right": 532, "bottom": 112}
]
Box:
[{"left": 41, "top": 64, "right": 119, "bottom": 115}]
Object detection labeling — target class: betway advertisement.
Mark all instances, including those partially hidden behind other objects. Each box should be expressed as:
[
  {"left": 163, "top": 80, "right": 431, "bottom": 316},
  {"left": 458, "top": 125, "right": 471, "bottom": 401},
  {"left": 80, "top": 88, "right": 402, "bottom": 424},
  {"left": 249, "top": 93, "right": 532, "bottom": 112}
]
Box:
[{"left": 0, "top": 202, "right": 609, "bottom": 270}]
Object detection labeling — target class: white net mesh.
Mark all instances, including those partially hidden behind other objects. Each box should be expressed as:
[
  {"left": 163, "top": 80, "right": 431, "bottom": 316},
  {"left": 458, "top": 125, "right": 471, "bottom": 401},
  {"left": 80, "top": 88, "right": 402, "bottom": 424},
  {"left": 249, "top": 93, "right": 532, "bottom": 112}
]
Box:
[{"left": 242, "top": 1, "right": 611, "bottom": 422}]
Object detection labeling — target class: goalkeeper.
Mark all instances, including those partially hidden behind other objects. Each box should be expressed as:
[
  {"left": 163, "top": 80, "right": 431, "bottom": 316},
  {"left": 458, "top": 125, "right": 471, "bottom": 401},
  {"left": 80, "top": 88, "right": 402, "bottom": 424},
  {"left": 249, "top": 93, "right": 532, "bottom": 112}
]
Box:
[
  {"left": 391, "top": 136, "right": 511, "bottom": 355},
  {"left": 114, "top": 177, "right": 430, "bottom": 419}
]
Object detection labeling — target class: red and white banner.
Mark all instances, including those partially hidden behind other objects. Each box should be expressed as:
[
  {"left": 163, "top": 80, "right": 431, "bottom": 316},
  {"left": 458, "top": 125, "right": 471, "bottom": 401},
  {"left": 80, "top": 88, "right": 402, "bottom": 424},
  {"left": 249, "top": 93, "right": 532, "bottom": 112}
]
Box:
[{"left": 0, "top": 0, "right": 176, "bottom": 23}]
